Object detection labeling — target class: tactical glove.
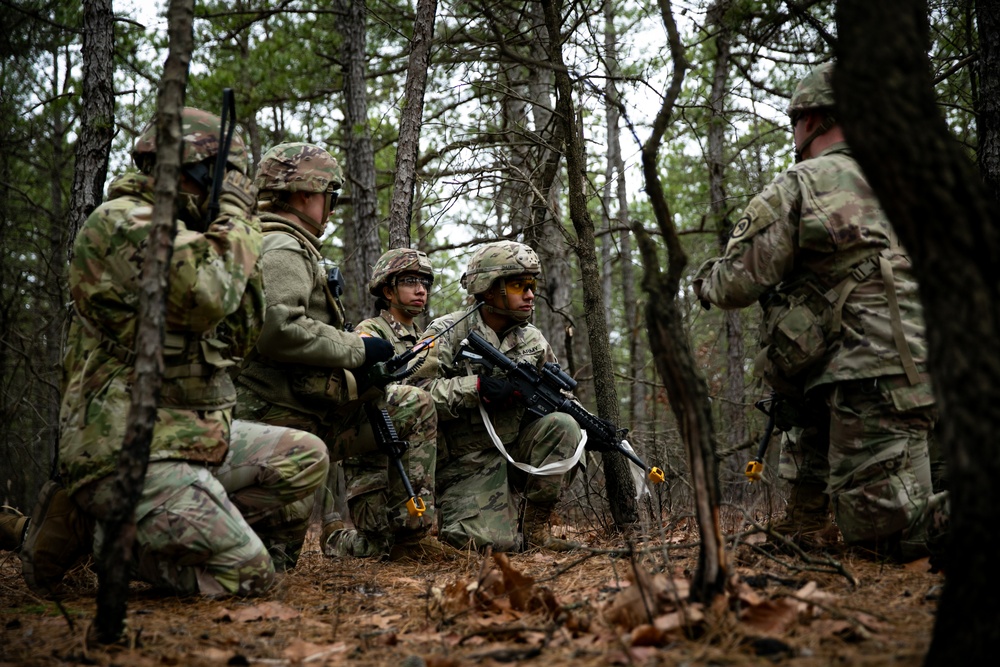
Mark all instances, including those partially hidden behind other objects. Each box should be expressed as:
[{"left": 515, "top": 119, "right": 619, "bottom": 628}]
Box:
[
  {"left": 354, "top": 336, "right": 395, "bottom": 392},
  {"left": 218, "top": 170, "right": 258, "bottom": 219},
  {"left": 477, "top": 374, "right": 516, "bottom": 408}
]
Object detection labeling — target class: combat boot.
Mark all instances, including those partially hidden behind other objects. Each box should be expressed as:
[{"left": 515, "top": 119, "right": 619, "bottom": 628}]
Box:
[
  {"left": 319, "top": 516, "right": 346, "bottom": 557},
  {"left": 21, "top": 480, "right": 94, "bottom": 596},
  {"left": 0, "top": 507, "right": 28, "bottom": 551},
  {"left": 767, "top": 481, "right": 840, "bottom": 551},
  {"left": 521, "top": 502, "right": 581, "bottom": 552},
  {"left": 325, "top": 527, "right": 390, "bottom": 559}
]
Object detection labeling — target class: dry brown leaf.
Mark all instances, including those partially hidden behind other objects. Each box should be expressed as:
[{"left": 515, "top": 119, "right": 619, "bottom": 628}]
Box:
[
  {"left": 653, "top": 605, "right": 704, "bottom": 633},
  {"left": 194, "top": 647, "right": 234, "bottom": 662},
  {"left": 492, "top": 552, "right": 560, "bottom": 615},
  {"left": 283, "top": 638, "right": 349, "bottom": 662},
  {"left": 734, "top": 579, "right": 764, "bottom": 607},
  {"left": 364, "top": 613, "right": 402, "bottom": 628},
  {"left": 740, "top": 597, "right": 800, "bottom": 635},
  {"left": 903, "top": 557, "right": 932, "bottom": 572},
  {"left": 629, "top": 623, "right": 665, "bottom": 646},
  {"left": 214, "top": 600, "right": 300, "bottom": 623}
]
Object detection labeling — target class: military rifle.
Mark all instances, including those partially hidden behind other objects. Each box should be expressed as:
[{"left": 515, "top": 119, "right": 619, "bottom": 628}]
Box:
[
  {"left": 205, "top": 88, "right": 237, "bottom": 226},
  {"left": 745, "top": 393, "right": 777, "bottom": 483},
  {"left": 357, "top": 303, "right": 484, "bottom": 518},
  {"left": 363, "top": 402, "right": 426, "bottom": 517},
  {"left": 457, "top": 330, "right": 665, "bottom": 485}
]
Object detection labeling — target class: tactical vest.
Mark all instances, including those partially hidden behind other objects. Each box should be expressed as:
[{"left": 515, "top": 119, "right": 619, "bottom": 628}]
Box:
[
  {"left": 755, "top": 237, "right": 920, "bottom": 395},
  {"left": 77, "top": 307, "right": 237, "bottom": 411}
]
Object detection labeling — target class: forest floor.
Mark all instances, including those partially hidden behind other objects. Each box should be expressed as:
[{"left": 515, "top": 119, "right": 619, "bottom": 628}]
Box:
[{"left": 0, "top": 521, "right": 943, "bottom": 667}]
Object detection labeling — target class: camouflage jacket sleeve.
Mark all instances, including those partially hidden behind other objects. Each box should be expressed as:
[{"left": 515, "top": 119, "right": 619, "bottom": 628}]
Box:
[
  {"left": 71, "top": 176, "right": 263, "bottom": 339},
  {"left": 694, "top": 172, "right": 800, "bottom": 309},
  {"left": 409, "top": 311, "right": 481, "bottom": 420},
  {"left": 254, "top": 233, "right": 366, "bottom": 368}
]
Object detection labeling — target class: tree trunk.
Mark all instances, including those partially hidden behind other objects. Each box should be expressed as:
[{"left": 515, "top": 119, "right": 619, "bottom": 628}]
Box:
[
  {"left": 976, "top": 0, "right": 1000, "bottom": 201},
  {"left": 539, "top": 0, "right": 637, "bottom": 529},
  {"left": 836, "top": 0, "right": 1000, "bottom": 659},
  {"left": 60, "top": 0, "right": 114, "bottom": 482},
  {"left": 706, "top": 0, "right": 747, "bottom": 487},
  {"left": 339, "top": 0, "right": 382, "bottom": 315},
  {"left": 388, "top": 0, "right": 437, "bottom": 249},
  {"left": 635, "top": 0, "right": 726, "bottom": 604},
  {"left": 94, "top": 0, "right": 191, "bottom": 644}
]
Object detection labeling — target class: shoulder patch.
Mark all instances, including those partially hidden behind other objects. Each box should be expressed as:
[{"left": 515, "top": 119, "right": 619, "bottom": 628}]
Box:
[{"left": 730, "top": 216, "right": 751, "bottom": 240}]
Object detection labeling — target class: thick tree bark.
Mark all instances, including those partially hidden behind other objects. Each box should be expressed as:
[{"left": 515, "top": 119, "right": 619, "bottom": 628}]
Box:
[
  {"left": 94, "top": 0, "right": 190, "bottom": 644},
  {"left": 836, "top": 0, "right": 1000, "bottom": 660},
  {"left": 388, "top": 0, "right": 437, "bottom": 249},
  {"left": 635, "top": 0, "right": 726, "bottom": 603},
  {"left": 340, "top": 0, "right": 382, "bottom": 315},
  {"left": 539, "top": 0, "right": 638, "bottom": 528},
  {"left": 976, "top": 0, "right": 1000, "bottom": 201}
]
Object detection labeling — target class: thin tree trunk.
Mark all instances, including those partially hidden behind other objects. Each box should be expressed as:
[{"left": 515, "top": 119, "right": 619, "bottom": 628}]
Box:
[
  {"left": 706, "top": 0, "right": 747, "bottom": 485},
  {"left": 539, "top": 0, "right": 637, "bottom": 529},
  {"left": 388, "top": 0, "right": 436, "bottom": 249},
  {"left": 340, "top": 0, "right": 382, "bottom": 315},
  {"left": 836, "top": 0, "right": 1000, "bottom": 659},
  {"left": 94, "top": 0, "right": 191, "bottom": 643},
  {"left": 61, "top": 0, "right": 114, "bottom": 480},
  {"left": 635, "top": 0, "right": 726, "bottom": 604}
]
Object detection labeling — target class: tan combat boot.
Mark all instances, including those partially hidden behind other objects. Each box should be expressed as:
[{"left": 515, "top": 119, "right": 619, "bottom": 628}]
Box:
[
  {"left": 522, "top": 503, "right": 581, "bottom": 552},
  {"left": 21, "top": 480, "right": 94, "bottom": 596},
  {"left": 767, "top": 481, "right": 840, "bottom": 551},
  {"left": 0, "top": 507, "right": 28, "bottom": 551}
]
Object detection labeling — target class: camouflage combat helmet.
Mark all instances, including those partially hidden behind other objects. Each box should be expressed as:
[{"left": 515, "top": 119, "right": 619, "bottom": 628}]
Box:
[
  {"left": 255, "top": 142, "right": 343, "bottom": 194},
  {"left": 132, "top": 107, "right": 249, "bottom": 175},
  {"left": 787, "top": 62, "right": 835, "bottom": 118},
  {"left": 460, "top": 241, "right": 540, "bottom": 296},
  {"left": 368, "top": 248, "right": 434, "bottom": 297}
]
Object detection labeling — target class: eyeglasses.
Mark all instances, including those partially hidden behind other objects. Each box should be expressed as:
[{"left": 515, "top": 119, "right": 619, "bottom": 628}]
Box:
[
  {"left": 396, "top": 275, "right": 433, "bottom": 289},
  {"left": 790, "top": 110, "right": 805, "bottom": 130},
  {"left": 503, "top": 276, "right": 537, "bottom": 295},
  {"left": 326, "top": 185, "right": 340, "bottom": 213}
]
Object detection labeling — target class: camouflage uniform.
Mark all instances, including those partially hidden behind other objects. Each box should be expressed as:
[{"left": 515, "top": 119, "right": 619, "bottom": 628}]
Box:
[
  {"left": 413, "top": 243, "right": 581, "bottom": 551},
  {"left": 234, "top": 144, "right": 438, "bottom": 558},
  {"left": 694, "top": 64, "right": 945, "bottom": 560},
  {"left": 58, "top": 110, "right": 329, "bottom": 596}
]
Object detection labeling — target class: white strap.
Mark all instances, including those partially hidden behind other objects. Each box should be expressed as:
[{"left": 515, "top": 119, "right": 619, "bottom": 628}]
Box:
[{"left": 477, "top": 402, "right": 587, "bottom": 475}]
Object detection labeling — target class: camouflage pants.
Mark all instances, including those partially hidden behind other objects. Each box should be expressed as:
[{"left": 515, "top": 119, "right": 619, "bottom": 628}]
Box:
[
  {"left": 779, "top": 375, "right": 945, "bottom": 558},
  {"left": 436, "top": 412, "right": 581, "bottom": 552},
  {"left": 336, "top": 384, "right": 439, "bottom": 556},
  {"left": 77, "top": 420, "right": 328, "bottom": 596}
]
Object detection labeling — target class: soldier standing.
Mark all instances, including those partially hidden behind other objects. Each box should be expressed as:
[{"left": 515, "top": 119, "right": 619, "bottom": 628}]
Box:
[
  {"left": 412, "top": 241, "right": 583, "bottom": 552},
  {"left": 234, "top": 143, "right": 446, "bottom": 562},
  {"left": 2, "top": 108, "right": 330, "bottom": 597},
  {"left": 693, "top": 62, "right": 947, "bottom": 561}
]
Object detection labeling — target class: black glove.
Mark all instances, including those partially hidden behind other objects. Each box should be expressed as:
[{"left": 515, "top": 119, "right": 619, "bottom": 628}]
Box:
[
  {"left": 355, "top": 336, "right": 394, "bottom": 387},
  {"left": 477, "top": 374, "right": 516, "bottom": 408},
  {"left": 585, "top": 417, "right": 620, "bottom": 452}
]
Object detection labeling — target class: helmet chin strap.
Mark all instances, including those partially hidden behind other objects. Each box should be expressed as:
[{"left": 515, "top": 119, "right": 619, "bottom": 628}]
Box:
[
  {"left": 272, "top": 198, "right": 324, "bottom": 233},
  {"left": 482, "top": 287, "right": 532, "bottom": 321},
  {"left": 391, "top": 297, "right": 426, "bottom": 317},
  {"left": 794, "top": 114, "right": 837, "bottom": 163}
]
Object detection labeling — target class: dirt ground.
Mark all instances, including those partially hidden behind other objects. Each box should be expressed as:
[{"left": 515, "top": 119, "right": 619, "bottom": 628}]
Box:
[{"left": 0, "top": 522, "right": 943, "bottom": 667}]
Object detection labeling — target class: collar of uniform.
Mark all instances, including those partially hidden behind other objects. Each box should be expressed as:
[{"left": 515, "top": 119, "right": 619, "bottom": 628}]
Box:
[
  {"left": 257, "top": 211, "right": 322, "bottom": 250},
  {"left": 816, "top": 141, "right": 851, "bottom": 158},
  {"left": 379, "top": 309, "right": 420, "bottom": 341},
  {"left": 107, "top": 172, "right": 154, "bottom": 202}
]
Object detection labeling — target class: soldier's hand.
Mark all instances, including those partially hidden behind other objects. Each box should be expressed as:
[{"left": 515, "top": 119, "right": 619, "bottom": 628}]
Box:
[
  {"left": 218, "top": 170, "right": 258, "bottom": 219},
  {"left": 354, "top": 336, "right": 394, "bottom": 391},
  {"left": 477, "top": 374, "right": 516, "bottom": 409}
]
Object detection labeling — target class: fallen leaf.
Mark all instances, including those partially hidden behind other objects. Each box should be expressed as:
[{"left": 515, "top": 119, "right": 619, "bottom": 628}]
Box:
[
  {"left": 214, "top": 601, "right": 300, "bottom": 623},
  {"left": 740, "top": 597, "right": 799, "bottom": 635},
  {"left": 283, "top": 638, "right": 349, "bottom": 662}
]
